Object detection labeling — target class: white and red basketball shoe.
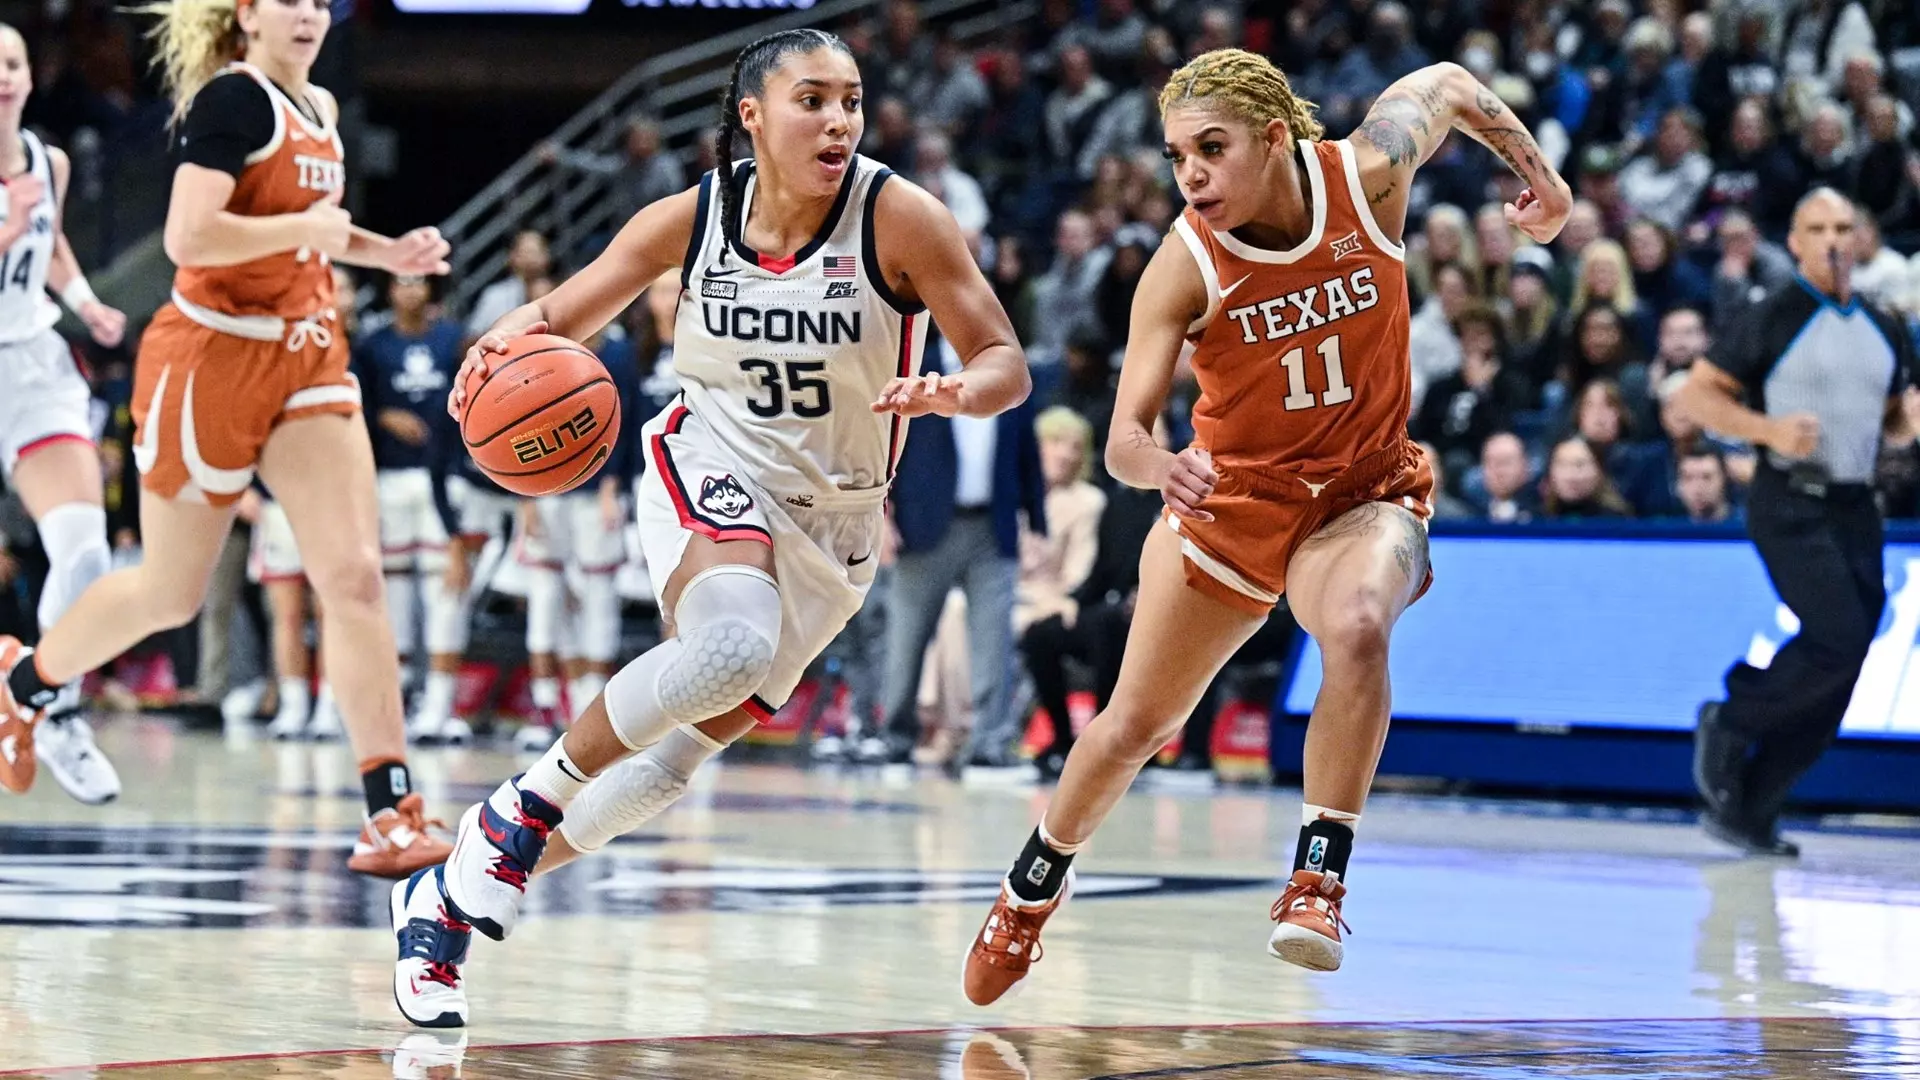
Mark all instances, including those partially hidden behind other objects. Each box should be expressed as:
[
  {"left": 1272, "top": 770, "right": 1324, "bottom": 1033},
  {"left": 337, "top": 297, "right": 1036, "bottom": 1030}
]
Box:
[
  {"left": 391, "top": 865, "right": 471, "bottom": 1028},
  {"left": 440, "top": 776, "right": 562, "bottom": 941}
]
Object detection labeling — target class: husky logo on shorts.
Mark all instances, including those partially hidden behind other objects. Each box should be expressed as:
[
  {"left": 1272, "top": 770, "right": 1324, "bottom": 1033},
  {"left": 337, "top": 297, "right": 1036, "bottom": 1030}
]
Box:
[{"left": 698, "top": 474, "right": 754, "bottom": 519}]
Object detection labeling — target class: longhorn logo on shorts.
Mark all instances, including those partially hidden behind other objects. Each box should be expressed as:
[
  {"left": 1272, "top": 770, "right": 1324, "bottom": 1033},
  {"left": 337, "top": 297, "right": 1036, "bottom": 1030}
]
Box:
[
  {"left": 698, "top": 475, "right": 754, "bottom": 519},
  {"left": 511, "top": 405, "right": 600, "bottom": 464}
]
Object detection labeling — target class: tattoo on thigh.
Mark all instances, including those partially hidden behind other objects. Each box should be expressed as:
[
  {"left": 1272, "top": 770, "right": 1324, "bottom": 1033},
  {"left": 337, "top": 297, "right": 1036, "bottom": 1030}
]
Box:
[
  {"left": 1391, "top": 511, "right": 1430, "bottom": 584},
  {"left": 1308, "top": 501, "right": 1389, "bottom": 543}
]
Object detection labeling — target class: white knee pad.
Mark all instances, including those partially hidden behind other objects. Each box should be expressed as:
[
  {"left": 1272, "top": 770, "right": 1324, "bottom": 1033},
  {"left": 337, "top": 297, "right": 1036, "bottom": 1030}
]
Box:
[
  {"left": 603, "top": 565, "right": 779, "bottom": 750},
  {"left": 524, "top": 566, "right": 565, "bottom": 655},
  {"left": 35, "top": 502, "right": 109, "bottom": 630},
  {"left": 558, "top": 726, "right": 722, "bottom": 852},
  {"left": 575, "top": 578, "right": 621, "bottom": 663},
  {"left": 423, "top": 573, "right": 472, "bottom": 656}
]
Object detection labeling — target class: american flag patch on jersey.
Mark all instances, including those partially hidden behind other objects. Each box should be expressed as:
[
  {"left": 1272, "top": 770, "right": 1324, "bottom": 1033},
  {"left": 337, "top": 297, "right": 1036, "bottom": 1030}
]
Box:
[{"left": 823, "top": 255, "right": 857, "bottom": 278}]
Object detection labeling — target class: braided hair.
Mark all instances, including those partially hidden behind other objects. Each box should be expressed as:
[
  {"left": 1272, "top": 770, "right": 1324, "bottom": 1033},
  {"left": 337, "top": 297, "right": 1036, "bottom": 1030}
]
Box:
[
  {"left": 1158, "top": 48, "right": 1324, "bottom": 145},
  {"left": 716, "top": 28, "right": 855, "bottom": 247}
]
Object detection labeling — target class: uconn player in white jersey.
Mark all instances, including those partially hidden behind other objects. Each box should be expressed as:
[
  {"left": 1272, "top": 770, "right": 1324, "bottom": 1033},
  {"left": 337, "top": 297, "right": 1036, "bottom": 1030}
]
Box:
[
  {"left": 0, "top": 25, "right": 128, "bottom": 803},
  {"left": 391, "top": 28, "right": 1029, "bottom": 1027}
]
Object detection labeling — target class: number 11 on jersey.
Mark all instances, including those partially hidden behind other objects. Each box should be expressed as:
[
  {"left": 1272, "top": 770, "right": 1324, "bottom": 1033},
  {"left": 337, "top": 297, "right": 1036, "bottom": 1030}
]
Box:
[{"left": 1279, "top": 335, "right": 1352, "bottom": 411}]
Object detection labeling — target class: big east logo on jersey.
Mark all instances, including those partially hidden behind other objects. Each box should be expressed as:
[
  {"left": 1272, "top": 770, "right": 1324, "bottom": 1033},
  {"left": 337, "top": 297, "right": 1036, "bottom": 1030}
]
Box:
[
  {"left": 295, "top": 154, "right": 344, "bottom": 195},
  {"left": 1221, "top": 266, "right": 1382, "bottom": 345}
]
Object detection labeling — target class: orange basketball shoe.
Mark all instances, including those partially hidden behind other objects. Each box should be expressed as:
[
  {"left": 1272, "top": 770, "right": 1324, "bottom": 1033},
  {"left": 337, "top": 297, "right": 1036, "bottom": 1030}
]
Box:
[
  {"left": 0, "top": 637, "right": 43, "bottom": 794},
  {"left": 349, "top": 793, "right": 454, "bottom": 879},
  {"left": 963, "top": 873, "right": 1073, "bottom": 1006},
  {"left": 1266, "top": 868, "right": 1351, "bottom": 971}
]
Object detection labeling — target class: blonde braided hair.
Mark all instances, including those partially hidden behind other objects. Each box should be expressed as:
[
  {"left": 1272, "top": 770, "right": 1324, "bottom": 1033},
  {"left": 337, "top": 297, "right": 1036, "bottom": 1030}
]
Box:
[
  {"left": 130, "top": 0, "right": 247, "bottom": 126},
  {"left": 1158, "top": 48, "right": 1324, "bottom": 144}
]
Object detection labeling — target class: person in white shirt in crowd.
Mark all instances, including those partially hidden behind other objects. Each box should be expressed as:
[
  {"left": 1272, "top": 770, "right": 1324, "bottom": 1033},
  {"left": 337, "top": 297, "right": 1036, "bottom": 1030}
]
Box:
[
  {"left": 1617, "top": 107, "right": 1712, "bottom": 234},
  {"left": 463, "top": 230, "right": 552, "bottom": 345},
  {"left": 1407, "top": 261, "right": 1472, "bottom": 413},
  {"left": 913, "top": 131, "right": 990, "bottom": 258},
  {"left": 1850, "top": 205, "right": 1912, "bottom": 310}
]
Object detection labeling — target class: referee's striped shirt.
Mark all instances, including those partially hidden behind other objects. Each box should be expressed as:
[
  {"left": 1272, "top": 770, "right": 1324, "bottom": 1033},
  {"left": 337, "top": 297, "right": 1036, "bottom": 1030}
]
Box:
[{"left": 1709, "top": 277, "right": 1919, "bottom": 483}]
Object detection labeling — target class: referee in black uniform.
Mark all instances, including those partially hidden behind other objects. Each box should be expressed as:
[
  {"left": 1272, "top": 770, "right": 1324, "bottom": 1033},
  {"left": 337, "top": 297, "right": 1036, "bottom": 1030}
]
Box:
[{"left": 1677, "top": 188, "right": 1920, "bottom": 857}]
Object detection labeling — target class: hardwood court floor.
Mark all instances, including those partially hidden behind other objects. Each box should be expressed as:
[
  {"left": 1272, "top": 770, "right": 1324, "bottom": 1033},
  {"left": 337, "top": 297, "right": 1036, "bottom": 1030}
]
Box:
[{"left": 2, "top": 716, "right": 1919, "bottom": 1078}]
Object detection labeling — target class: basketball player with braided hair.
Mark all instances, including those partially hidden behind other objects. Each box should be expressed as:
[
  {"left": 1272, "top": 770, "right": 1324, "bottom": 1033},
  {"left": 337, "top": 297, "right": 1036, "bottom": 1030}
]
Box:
[
  {"left": 964, "top": 49, "right": 1570, "bottom": 1002},
  {"left": 0, "top": 0, "right": 455, "bottom": 879},
  {"left": 388, "top": 28, "right": 1029, "bottom": 1028}
]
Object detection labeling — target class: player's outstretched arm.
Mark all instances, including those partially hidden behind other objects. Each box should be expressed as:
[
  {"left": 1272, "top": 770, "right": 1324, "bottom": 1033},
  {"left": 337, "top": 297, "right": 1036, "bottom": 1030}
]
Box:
[
  {"left": 869, "top": 177, "right": 1030, "bottom": 419},
  {"left": 449, "top": 187, "right": 700, "bottom": 418},
  {"left": 1108, "top": 237, "right": 1218, "bottom": 522},
  {"left": 1347, "top": 62, "right": 1571, "bottom": 244}
]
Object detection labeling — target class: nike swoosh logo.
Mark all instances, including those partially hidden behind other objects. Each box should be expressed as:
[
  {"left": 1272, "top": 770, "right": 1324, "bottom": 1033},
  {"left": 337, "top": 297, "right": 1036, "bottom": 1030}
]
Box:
[
  {"left": 558, "top": 761, "right": 586, "bottom": 784},
  {"left": 705, "top": 267, "right": 744, "bottom": 278},
  {"left": 480, "top": 815, "right": 508, "bottom": 845},
  {"left": 1219, "top": 273, "right": 1253, "bottom": 299},
  {"left": 847, "top": 552, "right": 872, "bottom": 566},
  {"left": 133, "top": 366, "right": 167, "bottom": 475}
]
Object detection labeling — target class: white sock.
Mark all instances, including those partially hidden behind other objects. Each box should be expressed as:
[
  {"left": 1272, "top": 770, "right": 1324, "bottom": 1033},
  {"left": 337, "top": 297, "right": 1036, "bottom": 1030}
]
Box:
[
  {"left": 315, "top": 682, "right": 336, "bottom": 713},
  {"left": 1038, "top": 819, "right": 1085, "bottom": 856},
  {"left": 278, "top": 677, "right": 311, "bottom": 720},
  {"left": 1302, "top": 803, "right": 1361, "bottom": 832},
  {"left": 419, "top": 669, "right": 456, "bottom": 721},
  {"left": 568, "top": 673, "right": 607, "bottom": 722},
  {"left": 531, "top": 676, "right": 561, "bottom": 710},
  {"left": 518, "top": 735, "right": 592, "bottom": 808}
]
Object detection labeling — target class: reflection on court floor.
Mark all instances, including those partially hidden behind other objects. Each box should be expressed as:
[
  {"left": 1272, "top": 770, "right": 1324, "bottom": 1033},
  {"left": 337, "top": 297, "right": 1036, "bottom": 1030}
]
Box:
[{"left": 1, "top": 719, "right": 1918, "bottom": 1077}]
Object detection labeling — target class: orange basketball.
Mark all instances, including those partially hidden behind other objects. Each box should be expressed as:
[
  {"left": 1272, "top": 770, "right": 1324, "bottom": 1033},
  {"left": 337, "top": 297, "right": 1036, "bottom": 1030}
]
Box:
[{"left": 459, "top": 334, "right": 621, "bottom": 497}]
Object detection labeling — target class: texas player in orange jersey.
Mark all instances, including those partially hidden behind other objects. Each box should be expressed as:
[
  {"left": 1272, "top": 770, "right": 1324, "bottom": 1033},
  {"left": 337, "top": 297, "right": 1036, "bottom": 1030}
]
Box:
[
  {"left": 966, "top": 48, "right": 1570, "bottom": 1000},
  {"left": 0, "top": 0, "right": 455, "bottom": 879}
]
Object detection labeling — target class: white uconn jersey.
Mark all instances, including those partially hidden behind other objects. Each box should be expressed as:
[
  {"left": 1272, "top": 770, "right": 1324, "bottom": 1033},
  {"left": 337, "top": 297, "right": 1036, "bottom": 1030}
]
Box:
[
  {"left": 674, "top": 156, "right": 930, "bottom": 507},
  {"left": 0, "top": 130, "right": 60, "bottom": 344}
]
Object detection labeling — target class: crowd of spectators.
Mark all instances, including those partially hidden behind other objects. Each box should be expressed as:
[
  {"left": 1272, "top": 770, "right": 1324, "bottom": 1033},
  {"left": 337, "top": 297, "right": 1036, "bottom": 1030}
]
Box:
[{"left": 10, "top": 0, "right": 1920, "bottom": 769}]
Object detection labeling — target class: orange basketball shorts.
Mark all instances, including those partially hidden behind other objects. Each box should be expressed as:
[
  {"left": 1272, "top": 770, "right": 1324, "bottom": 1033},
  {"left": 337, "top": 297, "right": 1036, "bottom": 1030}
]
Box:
[
  {"left": 1167, "top": 439, "right": 1436, "bottom": 615},
  {"left": 132, "top": 299, "right": 357, "bottom": 507}
]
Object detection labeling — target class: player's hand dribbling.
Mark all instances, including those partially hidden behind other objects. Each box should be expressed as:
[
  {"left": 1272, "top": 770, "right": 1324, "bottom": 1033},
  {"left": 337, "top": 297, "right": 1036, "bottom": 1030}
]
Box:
[
  {"left": 387, "top": 226, "right": 451, "bottom": 277},
  {"left": 872, "top": 372, "right": 965, "bottom": 417},
  {"left": 1161, "top": 446, "right": 1218, "bottom": 523},
  {"left": 78, "top": 300, "right": 126, "bottom": 348},
  {"left": 1504, "top": 185, "right": 1571, "bottom": 243},
  {"left": 302, "top": 201, "right": 353, "bottom": 259},
  {"left": 448, "top": 320, "right": 550, "bottom": 418}
]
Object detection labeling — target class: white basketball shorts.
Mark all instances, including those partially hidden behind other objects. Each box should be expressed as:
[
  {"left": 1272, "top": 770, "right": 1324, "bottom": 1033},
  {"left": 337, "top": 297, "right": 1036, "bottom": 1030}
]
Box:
[
  {"left": 635, "top": 402, "right": 881, "bottom": 716},
  {"left": 0, "top": 329, "right": 93, "bottom": 476}
]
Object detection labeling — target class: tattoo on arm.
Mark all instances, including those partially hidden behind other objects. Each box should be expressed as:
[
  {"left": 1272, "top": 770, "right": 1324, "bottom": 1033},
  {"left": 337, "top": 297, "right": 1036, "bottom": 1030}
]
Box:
[
  {"left": 1355, "top": 95, "right": 1426, "bottom": 168},
  {"left": 1472, "top": 126, "right": 1547, "bottom": 185},
  {"left": 1415, "top": 79, "right": 1449, "bottom": 120},
  {"left": 1123, "top": 429, "right": 1157, "bottom": 452},
  {"left": 1368, "top": 182, "right": 1396, "bottom": 206},
  {"left": 1474, "top": 86, "right": 1505, "bottom": 119}
]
